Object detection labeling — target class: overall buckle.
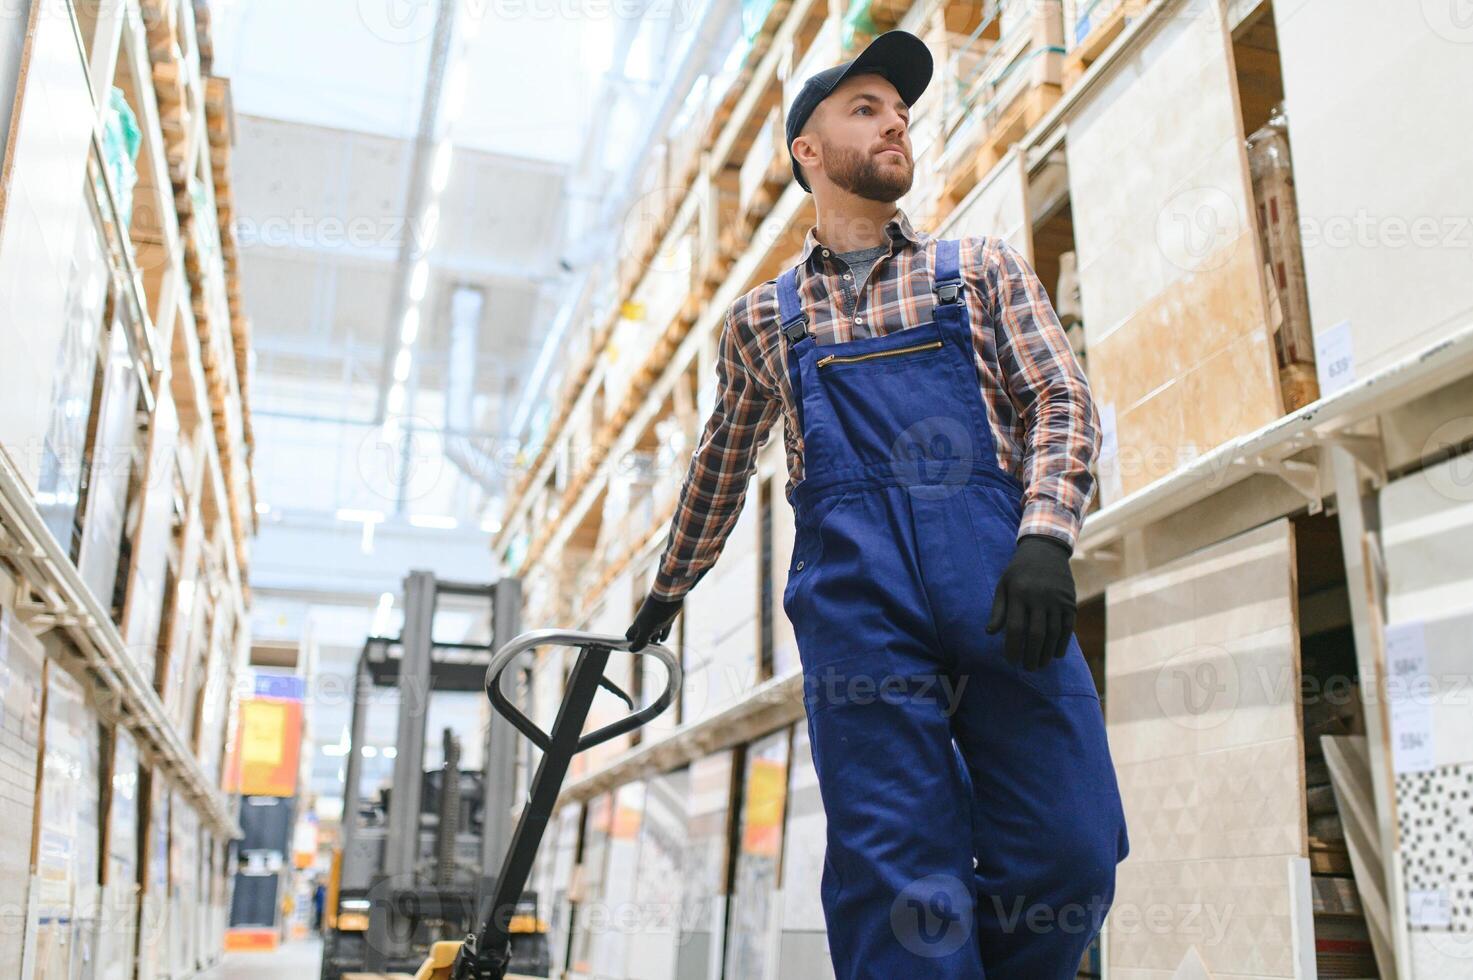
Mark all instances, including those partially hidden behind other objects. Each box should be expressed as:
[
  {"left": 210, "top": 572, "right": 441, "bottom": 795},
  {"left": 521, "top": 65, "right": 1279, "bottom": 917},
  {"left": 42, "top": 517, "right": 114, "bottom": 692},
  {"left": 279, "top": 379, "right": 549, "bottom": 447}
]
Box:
[
  {"left": 782, "top": 314, "right": 810, "bottom": 344},
  {"left": 936, "top": 282, "right": 961, "bottom": 305}
]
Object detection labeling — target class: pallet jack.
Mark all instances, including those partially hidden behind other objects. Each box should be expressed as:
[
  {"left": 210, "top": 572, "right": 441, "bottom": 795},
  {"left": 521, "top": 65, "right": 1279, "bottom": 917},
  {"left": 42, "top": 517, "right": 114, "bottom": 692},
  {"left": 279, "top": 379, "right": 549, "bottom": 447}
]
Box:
[{"left": 411, "top": 627, "right": 680, "bottom": 980}]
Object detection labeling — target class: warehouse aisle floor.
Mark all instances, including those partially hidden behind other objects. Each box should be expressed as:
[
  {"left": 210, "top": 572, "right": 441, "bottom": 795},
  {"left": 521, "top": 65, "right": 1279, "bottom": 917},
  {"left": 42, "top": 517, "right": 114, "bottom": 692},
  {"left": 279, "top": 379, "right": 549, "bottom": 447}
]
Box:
[{"left": 204, "top": 938, "right": 322, "bottom": 978}]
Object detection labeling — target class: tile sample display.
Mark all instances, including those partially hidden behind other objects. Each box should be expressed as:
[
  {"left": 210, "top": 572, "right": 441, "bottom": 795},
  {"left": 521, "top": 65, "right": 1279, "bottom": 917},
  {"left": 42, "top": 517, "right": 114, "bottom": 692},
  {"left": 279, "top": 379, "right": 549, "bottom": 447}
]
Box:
[
  {"left": 1064, "top": 0, "right": 1279, "bottom": 503},
  {"left": 777, "top": 722, "right": 834, "bottom": 980},
  {"left": 676, "top": 750, "right": 736, "bottom": 980},
  {"left": 1273, "top": 0, "right": 1473, "bottom": 380},
  {"left": 627, "top": 767, "right": 691, "bottom": 980},
  {"left": 0, "top": 607, "right": 45, "bottom": 963},
  {"left": 725, "top": 728, "right": 792, "bottom": 980},
  {"left": 1379, "top": 449, "right": 1473, "bottom": 976},
  {"left": 1104, "top": 517, "right": 1306, "bottom": 976}
]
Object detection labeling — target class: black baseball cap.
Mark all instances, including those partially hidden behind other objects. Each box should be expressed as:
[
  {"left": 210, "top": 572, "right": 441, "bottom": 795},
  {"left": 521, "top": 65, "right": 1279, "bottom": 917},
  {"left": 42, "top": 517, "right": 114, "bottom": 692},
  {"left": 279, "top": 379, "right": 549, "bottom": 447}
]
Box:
[{"left": 785, "top": 30, "right": 933, "bottom": 193}]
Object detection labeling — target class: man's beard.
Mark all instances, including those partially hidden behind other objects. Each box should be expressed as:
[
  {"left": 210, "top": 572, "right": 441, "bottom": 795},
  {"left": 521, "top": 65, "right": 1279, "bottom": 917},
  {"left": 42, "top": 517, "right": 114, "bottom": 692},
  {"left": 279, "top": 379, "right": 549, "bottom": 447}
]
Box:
[{"left": 821, "top": 139, "right": 913, "bottom": 201}]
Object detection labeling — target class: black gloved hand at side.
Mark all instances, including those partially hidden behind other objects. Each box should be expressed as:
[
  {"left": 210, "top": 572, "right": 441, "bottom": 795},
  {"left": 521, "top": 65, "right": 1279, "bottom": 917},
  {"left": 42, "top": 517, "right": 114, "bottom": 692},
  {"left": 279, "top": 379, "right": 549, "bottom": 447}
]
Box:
[
  {"left": 985, "top": 533, "right": 1077, "bottom": 672},
  {"left": 626, "top": 593, "right": 683, "bottom": 652}
]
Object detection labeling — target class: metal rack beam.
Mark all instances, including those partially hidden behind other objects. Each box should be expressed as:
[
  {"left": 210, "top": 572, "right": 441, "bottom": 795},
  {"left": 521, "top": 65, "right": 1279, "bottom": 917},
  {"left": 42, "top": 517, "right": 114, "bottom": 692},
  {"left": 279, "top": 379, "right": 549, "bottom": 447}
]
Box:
[{"left": 0, "top": 449, "right": 240, "bottom": 838}]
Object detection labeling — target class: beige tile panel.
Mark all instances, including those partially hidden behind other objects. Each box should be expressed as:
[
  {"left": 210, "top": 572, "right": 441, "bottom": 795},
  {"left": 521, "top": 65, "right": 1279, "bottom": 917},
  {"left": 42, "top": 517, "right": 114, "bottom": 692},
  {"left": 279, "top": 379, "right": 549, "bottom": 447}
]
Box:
[
  {"left": 1109, "top": 854, "right": 1300, "bottom": 977},
  {"left": 940, "top": 149, "right": 1033, "bottom": 259},
  {"left": 1089, "top": 230, "right": 1270, "bottom": 413},
  {"left": 1106, "top": 622, "right": 1301, "bottom": 766},
  {"left": 1113, "top": 735, "right": 1305, "bottom": 863},
  {"left": 1088, "top": 232, "right": 1281, "bottom": 501},
  {"left": 1105, "top": 519, "right": 1303, "bottom": 976}
]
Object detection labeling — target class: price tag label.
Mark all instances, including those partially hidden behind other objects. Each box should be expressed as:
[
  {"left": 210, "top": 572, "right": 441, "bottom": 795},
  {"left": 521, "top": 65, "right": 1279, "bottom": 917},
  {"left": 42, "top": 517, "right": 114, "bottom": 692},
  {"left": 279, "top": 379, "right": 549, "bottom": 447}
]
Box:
[
  {"left": 1315, "top": 320, "right": 1356, "bottom": 396},
  {"left": 1385, "top": 620, "right": 1435, "bottom": 773}
]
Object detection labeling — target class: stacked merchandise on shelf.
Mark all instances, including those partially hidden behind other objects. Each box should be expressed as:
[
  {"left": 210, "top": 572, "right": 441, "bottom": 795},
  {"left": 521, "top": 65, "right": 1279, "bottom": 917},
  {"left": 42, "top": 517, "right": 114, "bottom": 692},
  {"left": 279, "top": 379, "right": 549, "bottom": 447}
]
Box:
[
  {"left": 1061, "top": 0, "right": 1148, "bottom": 85},
  {"left": 0, "top": 608, "right": 46, "bottom": 966},
  {"left": 1299, "top": 643, "right": 1379, "bottom": 978},
  {"left": 26, "top": 662, "right": 103, "bottom": 979},
  {"left": 936, "top": 1, "right": 1065, "bottom": 212},
  {"left": 137, "top": 780, "right": 171, "bottom": 979},
  {"left": 96, "top": 727, "right": 141, "bottom": 980},
  {"left": 1247, "top": 105, "right": 1318, "bottom": 411}
]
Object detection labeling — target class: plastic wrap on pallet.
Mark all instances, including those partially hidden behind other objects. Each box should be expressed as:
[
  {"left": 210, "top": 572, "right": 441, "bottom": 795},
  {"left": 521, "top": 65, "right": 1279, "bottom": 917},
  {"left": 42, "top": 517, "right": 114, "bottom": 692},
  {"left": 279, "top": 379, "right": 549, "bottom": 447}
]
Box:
[
  {"left": 75, "top": 325, "right": 142, "bottom": 618},
  {"left": 738, "top": 108, "right": 784, "bottom": 215},
  {"left": 0, "top": 607, "right": 45, "bottom": 964},
  {"left": 1065, "top": 0, "right": 1143, "bottom": 48},
  {"left": 1247, "top": 105, "right": 1314, "bottom": 369},
  {"left": 96, "top": 728, "right": 140, "bottom": 980},
  {"left": 27, "top": 662, "right": 101, "bottom": 980},
  {"left": 841, "top": 0, "right": 910, "bottom": 51},
  {"left": 742, "top": 0, "right": 780, "bottom": 39},
  {"left": 100, "top": 87, "right": 141, "bottom": 228},
  {"left": 36, "top": 209, "right": 108, "bottom": 556},
  {"left": 136, "top": 783, "right": 169, "bottom": 980},
  {"left": 781, "top": 16, "right": 840, "bottom": 121}
]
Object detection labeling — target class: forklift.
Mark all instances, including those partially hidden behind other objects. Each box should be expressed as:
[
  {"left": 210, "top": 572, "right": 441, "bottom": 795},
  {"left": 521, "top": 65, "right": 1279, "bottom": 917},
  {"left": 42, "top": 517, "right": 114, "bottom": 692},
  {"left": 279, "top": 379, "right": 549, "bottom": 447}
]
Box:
[{"left": 320, "top": 570, "right": 679, "bottom": 980}]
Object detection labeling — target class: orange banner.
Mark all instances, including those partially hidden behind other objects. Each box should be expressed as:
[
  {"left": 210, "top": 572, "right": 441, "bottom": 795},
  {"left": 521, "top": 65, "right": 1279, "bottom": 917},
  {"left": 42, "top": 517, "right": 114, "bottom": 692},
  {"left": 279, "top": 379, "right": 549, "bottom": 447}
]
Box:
[{"left": 225, "top": 698, "right": 303, "bottom": 796}]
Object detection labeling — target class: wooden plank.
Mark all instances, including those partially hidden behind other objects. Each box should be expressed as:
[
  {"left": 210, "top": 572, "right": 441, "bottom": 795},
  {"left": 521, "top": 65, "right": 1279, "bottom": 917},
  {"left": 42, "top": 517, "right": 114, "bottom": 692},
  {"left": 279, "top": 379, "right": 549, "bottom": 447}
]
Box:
[
  {"left": 1064, "top": 0, "right": 1278, "bottom": 505},
  {"left": 1104, "top": 517, "right": 1306, "bottom": 976}
]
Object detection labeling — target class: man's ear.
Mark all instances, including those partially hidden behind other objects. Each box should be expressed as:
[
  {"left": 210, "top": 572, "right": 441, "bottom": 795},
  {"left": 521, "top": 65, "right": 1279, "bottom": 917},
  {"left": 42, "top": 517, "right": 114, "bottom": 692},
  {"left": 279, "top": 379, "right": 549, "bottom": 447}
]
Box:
[{"left": 793, "top": 134, "right": 817, "bottom": 178}]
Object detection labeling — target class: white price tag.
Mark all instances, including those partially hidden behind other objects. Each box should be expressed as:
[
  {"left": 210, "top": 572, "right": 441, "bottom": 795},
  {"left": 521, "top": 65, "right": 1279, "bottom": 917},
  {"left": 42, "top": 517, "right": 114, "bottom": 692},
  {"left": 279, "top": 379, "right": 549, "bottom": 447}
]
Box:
[
  {"left": 1315, "top": 320, "right": 1356, "bottom": 396},
  {"left": 1384, "top": 620, "right": 1436, "bottom": 773},
  {"left": 1097, "top": 402, "right": 1122, "bottom": 501},
  {"left": 1409, "top": 888, "right": 1452, "bottom": 928}
]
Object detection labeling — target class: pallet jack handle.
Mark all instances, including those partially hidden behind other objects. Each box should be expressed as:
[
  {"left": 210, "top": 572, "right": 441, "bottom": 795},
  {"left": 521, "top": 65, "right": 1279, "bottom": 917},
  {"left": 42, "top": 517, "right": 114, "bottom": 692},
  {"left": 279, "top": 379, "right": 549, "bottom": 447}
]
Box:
[{"left": 446, "top": 630, "right": 680, "bottom": 980}]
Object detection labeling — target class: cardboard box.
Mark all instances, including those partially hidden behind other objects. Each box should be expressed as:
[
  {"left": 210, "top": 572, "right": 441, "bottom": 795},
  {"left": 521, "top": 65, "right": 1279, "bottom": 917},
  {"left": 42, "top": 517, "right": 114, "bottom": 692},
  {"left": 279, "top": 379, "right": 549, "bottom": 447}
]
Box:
[{"left": 0, "top": 607, "right": 45, "bottom": 964}]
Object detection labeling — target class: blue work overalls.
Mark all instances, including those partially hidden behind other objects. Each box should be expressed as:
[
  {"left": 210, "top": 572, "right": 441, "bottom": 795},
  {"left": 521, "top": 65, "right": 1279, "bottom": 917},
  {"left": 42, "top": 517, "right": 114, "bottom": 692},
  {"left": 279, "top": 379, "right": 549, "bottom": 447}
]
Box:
[{"left": 778, "top": 238, "right": 1129, "bottom": 979}]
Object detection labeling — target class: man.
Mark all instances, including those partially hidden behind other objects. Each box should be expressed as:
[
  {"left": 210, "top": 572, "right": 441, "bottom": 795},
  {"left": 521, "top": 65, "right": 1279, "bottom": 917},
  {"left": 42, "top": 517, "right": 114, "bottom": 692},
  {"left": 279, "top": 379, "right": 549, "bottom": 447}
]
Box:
[{"left": 626, "top": 30, "right": 1128, "bottom": 979}]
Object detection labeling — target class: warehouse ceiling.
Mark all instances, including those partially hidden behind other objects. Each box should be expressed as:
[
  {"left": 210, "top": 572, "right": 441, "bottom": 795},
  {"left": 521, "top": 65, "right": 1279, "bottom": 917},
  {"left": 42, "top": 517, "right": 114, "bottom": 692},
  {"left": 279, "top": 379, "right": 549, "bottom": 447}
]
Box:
[{"left": 213, "top": 0, "right": 708, "bottom": 812}]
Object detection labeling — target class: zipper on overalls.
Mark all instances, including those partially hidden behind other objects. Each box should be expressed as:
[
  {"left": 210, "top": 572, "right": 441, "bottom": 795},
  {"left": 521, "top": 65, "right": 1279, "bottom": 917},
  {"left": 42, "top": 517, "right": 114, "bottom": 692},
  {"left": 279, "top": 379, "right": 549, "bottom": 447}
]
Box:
[{"left": 816, "top": 339, "right": 943, "bottom": 368}]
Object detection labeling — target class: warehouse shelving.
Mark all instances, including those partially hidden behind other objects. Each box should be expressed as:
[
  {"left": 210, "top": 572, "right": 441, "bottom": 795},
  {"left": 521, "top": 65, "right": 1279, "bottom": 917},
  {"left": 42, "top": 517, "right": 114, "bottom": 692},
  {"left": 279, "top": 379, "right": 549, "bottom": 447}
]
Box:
[
  {"left": 1, "top": 0, "right": 255, "bottom": 975},
  {"left": 498, "top": 0, "right": 1473, "bottom": 976}
]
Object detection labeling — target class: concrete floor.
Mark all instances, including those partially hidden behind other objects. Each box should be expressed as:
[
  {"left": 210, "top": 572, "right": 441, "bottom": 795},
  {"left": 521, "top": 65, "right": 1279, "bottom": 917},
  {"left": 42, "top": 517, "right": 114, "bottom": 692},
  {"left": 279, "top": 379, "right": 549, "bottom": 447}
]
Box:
[{"left": 204, "top": 938, "right": 322, "bottom": 979}]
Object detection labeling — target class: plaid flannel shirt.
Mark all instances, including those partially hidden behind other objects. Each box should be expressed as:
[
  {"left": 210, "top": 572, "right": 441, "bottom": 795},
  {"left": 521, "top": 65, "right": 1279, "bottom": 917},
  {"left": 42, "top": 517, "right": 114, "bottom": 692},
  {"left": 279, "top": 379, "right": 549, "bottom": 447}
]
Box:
[{"left": 650, "top": 207, "right": 1100, "bottom": 601}]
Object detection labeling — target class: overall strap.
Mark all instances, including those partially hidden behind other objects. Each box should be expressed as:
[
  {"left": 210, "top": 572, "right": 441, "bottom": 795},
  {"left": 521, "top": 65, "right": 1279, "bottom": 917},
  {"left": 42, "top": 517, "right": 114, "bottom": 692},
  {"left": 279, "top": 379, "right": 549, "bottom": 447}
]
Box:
[
  {"left": 934, "top": 238, "right": 962, "bottom": 305},
  {"left": 777, "top": 267, "right": 810, "bottom": 345}
]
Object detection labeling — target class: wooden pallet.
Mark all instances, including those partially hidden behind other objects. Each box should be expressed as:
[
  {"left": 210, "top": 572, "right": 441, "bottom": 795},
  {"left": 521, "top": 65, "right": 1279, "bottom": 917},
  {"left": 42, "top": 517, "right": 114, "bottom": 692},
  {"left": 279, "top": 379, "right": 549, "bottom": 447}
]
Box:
[
  {"left": 940, "top": 81, "right": 1061, "bottom": 214},
  {"left": 1063, "top": 0, "right": 1147, "bottom": 89}
]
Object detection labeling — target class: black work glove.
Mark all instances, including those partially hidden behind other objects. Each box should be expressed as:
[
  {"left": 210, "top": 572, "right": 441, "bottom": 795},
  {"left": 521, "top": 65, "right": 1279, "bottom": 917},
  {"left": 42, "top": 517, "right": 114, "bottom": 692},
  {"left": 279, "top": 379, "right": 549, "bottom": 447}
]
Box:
[
  {"left": 626, "top": 593, "right": 683, "bottom": 652},
  {"left": 986, "top": 534, "right": 1077, "bottom": 672}
]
